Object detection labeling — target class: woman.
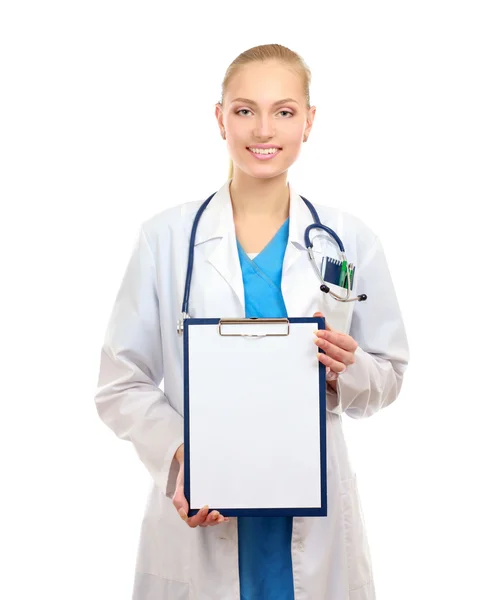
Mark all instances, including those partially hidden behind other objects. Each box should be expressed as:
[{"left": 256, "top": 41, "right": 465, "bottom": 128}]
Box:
[{"left": 95, "top": 44, "right": 409, "bottom": 600}]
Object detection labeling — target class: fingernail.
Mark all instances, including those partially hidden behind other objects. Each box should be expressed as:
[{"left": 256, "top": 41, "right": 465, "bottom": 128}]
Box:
[
  {"left": 213, "top": 512, "right": 220, "bottom": 520},
  {"left": 203, "top": 505, "right": 209, "bottom": 511},
  {"left": 178, "top": 509, "right": 188, "bottom": 521}
]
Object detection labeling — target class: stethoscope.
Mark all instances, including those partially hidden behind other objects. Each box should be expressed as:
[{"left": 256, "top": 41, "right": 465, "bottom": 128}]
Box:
[{"left": 177, "top": 192, "right": 367, "bottom": 334}]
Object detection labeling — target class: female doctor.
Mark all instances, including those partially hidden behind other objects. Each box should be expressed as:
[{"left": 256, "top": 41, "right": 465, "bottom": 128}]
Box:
[{"left": 95, "top": 44, "right": 409, "bottom": 600}]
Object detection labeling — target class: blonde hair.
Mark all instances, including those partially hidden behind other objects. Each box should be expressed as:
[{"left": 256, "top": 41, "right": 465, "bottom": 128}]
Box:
[{"left": 220, "top": 44, "right": 312, "bottom": 180}]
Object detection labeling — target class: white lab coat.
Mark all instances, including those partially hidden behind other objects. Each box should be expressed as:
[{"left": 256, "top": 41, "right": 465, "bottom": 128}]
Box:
[{"left": 95, "top": 178, "right": 409, "bottom": 600}]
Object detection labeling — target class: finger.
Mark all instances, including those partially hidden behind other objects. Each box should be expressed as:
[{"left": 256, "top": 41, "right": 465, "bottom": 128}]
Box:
[
  {"left": 199, "top": 511, "right": 215, "bottom": 528},
  {"left": 186, "top": 505, "right": 210, "bottom": 528},
  {"left": 208, "top": 511, "right": 230, "bottom": 526},
  {"left": 315, "top": 329, "right": 358, "bottom": 353},
  {"left": 212, "top": 514, "right": 229, "bottom": 525},
  {"left": 203, "top": 510, "right": 229, "bottom": 526},
  {"left": 203, "top": 510, "right": 221, "bottom": 526},
  {"left": 187, "top": 506, "right": 209, "bottom": 528},
  {"left": 317, "top": 350, "right": 347, "bottom": 374},
  {"left": 314, "top": 337, "right": 354, "bottom": 365}
]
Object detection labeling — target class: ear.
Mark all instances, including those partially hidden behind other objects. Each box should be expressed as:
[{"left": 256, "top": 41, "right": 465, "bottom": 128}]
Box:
[
  {"left": 304, "top": 105, "right": 317, "bottom": 142},
  {"left": 215, "top": 103, "right": 224, "bottom": 126}
]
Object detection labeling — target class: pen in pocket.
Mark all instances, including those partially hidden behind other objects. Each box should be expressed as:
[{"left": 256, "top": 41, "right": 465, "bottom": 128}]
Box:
[{"left": 338, "top": 261, "right": 348, "bottom": 287}]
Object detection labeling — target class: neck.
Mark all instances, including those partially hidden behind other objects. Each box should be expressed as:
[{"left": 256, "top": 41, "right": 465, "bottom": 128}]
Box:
[{"left": 229, "top": 170, "right": 290, "bottom": 220}]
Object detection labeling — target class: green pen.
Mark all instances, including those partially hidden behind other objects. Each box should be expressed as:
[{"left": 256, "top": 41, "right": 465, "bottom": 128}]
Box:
[
  {"left": 348, "top": 264, "right": 354, "bottom": 289},
  {"left": 338, "top": 260, "right": 348, "bottom": 287}
]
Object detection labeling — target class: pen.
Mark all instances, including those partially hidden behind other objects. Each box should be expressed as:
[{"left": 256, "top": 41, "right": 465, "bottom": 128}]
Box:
[{"left": 338, "top": 260, "right": 347, "bottom": 287}]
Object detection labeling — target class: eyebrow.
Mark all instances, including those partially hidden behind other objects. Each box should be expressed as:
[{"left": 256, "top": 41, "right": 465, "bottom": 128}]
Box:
[{"left": 230, "top": 97, "right": 299, "bottom": 106}]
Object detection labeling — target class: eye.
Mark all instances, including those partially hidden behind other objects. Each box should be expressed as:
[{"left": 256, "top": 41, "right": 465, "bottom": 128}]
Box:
[{"left": 235, "top": 109, "right": 294, "bottom": 117}]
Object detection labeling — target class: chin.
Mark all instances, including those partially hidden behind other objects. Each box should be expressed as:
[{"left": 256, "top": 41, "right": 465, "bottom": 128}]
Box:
[{"left": 246, "top": 169, "right": 288, "bottom": 181}]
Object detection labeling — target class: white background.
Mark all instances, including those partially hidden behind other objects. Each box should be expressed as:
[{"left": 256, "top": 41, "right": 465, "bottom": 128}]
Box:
[{"left": 1, "top": 1, "right": 485, "bottom": 598}]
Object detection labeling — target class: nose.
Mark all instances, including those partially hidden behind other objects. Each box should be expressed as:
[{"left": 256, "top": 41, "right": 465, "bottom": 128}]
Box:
[{"left": 252, "top": 115, "right": 275, "bottom": 139}]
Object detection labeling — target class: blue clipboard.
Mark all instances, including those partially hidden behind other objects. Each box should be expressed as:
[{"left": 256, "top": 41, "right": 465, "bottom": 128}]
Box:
[{"left": 183, "top": 316, "right": 327, "bottom": 518}]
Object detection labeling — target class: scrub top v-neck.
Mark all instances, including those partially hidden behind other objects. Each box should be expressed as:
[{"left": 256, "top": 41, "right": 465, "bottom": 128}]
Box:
[{"left": 236, "top": 217, "right": 295, "bottom": 600}]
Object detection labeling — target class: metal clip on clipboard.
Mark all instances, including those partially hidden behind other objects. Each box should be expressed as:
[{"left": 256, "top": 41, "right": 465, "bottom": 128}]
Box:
[{"left": 218, "top": 318, "right": 290, "bottom": 337}]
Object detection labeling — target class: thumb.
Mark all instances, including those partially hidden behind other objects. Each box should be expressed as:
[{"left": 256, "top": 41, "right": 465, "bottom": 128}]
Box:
[{"left": 313, "top": 311, "right": 334, "bottom": 332}]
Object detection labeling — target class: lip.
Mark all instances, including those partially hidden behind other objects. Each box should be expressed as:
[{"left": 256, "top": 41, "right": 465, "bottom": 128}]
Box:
[{"left": 247, "top": 147, "right": 282, "bottom": 161}]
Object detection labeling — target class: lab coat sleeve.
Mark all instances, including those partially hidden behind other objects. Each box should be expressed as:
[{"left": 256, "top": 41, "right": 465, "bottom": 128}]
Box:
[
  {"left": 95, "top": 225, "right": 183, "bottom": 499},
  {"left": 326, "top": 235, "right": 409, "bottom": 418}
]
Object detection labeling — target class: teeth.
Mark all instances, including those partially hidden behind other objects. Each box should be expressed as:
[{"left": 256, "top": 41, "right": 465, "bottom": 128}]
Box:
[{"left": 249, "top": 148, "right": 279, "bottom": 155}]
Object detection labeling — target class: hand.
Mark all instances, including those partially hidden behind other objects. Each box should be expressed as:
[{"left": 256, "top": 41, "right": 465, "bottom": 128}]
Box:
[
  {"left": 312, "top": 312, "right": 358, "bottom": 377},
  {"left": 172, "top": 444, "right": 229, "bottom": 528}
]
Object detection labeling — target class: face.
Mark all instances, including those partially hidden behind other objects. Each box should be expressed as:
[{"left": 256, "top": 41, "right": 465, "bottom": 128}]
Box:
[{"left": 215, "top": 61, "right": 316, "bottom": 180}]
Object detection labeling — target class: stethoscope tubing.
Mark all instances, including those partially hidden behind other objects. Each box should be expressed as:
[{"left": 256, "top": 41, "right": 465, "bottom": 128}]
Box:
[{"left": 181, "top": 192, "right": 363, "bottom": 320}]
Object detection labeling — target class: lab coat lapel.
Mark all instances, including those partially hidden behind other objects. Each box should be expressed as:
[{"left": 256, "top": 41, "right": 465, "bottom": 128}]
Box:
[{"left": 194, "top": 180, "right": 245, "bottom": 315}]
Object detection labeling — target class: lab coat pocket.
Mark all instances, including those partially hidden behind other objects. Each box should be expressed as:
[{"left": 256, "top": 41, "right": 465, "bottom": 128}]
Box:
[
  {"left": 341, "top": 475, "right": 373, "bottom": 591},
  {"left": 135, "top": 509, "right": 191, "bottom": 583},
  {"left": 319, "top": 281, "right": 356, "bottom": 334}
]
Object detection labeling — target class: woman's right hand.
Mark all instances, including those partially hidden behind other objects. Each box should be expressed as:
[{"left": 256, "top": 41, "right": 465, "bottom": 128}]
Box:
[{"left": 172, "top": 444, "right": 229, "bottom": 528}]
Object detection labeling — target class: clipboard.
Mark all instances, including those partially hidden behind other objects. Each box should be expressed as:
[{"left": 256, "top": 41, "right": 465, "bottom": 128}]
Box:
[{"left": 183, "top": 316, "right": 327, "bottom": 517}]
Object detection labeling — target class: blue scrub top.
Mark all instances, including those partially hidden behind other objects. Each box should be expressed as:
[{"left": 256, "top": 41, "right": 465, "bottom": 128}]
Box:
[{"left": 236, "top": 218, "right": 295, "bottom": 600}]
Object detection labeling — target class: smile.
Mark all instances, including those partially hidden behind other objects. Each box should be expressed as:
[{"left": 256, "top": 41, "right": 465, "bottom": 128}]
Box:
[{"left": 247, "top": 147, "right": 282, "bottom": 160}]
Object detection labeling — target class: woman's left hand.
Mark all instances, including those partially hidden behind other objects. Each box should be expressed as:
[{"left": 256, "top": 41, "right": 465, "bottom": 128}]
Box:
[{"left": 312, "top": 312, "right": 358, "bottom": 376}]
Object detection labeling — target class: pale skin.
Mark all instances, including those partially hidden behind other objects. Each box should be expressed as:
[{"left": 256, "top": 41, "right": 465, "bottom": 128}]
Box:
[{"left": 173, "top": 59, "right": 360, "bottom": 527}]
